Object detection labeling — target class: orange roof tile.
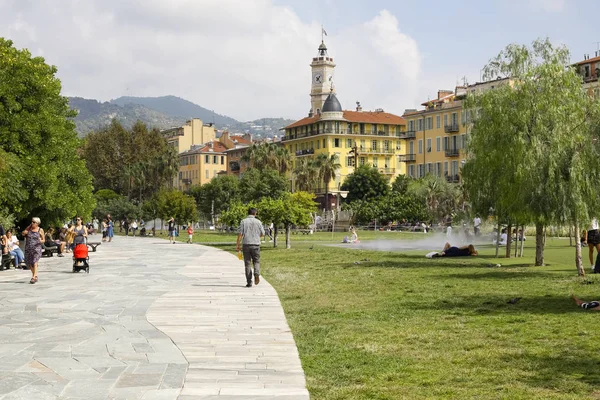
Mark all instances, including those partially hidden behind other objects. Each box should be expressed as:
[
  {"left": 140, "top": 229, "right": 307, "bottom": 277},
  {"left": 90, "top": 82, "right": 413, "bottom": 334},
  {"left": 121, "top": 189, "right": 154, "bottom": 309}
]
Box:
[
  {"left": 284, "top": 115, "right": 321, "bottom": 129},
  {"left": 182, "top": 141, "right": 228, "bottom": 155},
  {"left": 575, "top": 56, "right": 600, "bottom": 65},
  {"left": 230, "top": 135, "right": 252, "bottom": 145},
  {"left": 283, "top": 111, "right": 405, "bottom": 129}
]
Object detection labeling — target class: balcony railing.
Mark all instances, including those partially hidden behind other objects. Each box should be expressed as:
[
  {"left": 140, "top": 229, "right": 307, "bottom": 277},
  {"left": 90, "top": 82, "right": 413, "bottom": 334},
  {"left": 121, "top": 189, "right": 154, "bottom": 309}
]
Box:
[
  {"left": 400, "top": 130, "right": 416, "bottom": 139},
  {"left": 377, "top": 168, "right": 396, "bottom": 174},
  {"left": 296, "top": 148, "right": 315, "bottom": 156},
  {"left": 398, "top": 154, "right": 416, "bottom": 162},
  {"left": 444, "top": 123, "right": 459, "bottom": 133},
  {"left": 181, "top": 178, "right": 192, "bottom": 185},
  {"left": 358, "top": 147, "right": 395, "bottom": 154},
  {"left": 445, "top": 148, "right": 460, "bottom": 157},
  {"left": 445, "top": 174, "right": 460, "bottom": 183}
]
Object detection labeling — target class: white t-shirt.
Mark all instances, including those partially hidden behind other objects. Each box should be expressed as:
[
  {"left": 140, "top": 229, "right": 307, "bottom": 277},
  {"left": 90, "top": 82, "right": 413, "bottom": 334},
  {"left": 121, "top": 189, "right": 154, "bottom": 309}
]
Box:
[
  {"left": 591, "top": 219, "right": 599, "bottom": 230},
  {"left": 8, "top": 236, "right": 19, "bottom": 251},
  {"left": 131, "top": 221, "right": 138, "bottom": 229},
  {"left": 474, "top": 217, "right": 481, "bottom": 227}
]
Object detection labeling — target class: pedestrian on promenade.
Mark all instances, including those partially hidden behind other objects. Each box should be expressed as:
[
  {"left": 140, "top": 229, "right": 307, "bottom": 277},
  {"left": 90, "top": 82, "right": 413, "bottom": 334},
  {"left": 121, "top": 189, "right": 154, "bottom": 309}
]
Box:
[
  {"left": 107, "top": 215, "right": 114, "bottom": 242},
  {"left": 131, "top": 219, "right": 138, "bottom": 237},
  {"left": 168, "top": 217, "right": 176, "bottom": 244},
  {"left": 72, "top": 217, "right": 88, "bottom": 246},
  {"left": 236, "top": 208, "right": 265, "bottom": 288},
  {"left": 22, "top": 217, "right": 44, "bottom": 284},
  {"left": 187, "top": 224, "right": 194, "bottom": 244}
]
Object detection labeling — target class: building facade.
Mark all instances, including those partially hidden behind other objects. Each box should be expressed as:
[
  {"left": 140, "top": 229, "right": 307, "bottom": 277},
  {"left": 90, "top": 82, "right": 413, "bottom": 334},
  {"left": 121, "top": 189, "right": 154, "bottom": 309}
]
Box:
[
  {"left": 402, "top": 78, "right": 510, "bottom": 182},
  {"left": 282, "top": 40, "right": 407, "bottom": 195},
  {"left": 176, "top": 141, "right": 228, "bottom": 190},
  {"left": 161, "top": 118, "right": 216, "bottom": 154},
  {"left": 574, "top": 53, "right": 600, "bottom": 97}
]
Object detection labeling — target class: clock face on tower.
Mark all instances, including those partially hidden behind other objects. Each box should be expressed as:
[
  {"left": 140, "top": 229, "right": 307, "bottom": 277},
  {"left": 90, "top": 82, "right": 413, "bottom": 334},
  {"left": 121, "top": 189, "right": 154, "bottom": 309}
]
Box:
[{"left": 313, "top": 72, "right": 322, "bottom": 84}]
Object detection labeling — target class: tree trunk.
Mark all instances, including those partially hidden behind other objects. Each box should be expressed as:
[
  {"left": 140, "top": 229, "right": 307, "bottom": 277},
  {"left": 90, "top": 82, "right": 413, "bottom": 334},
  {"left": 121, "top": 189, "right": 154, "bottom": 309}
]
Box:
[
  {"left": 575, "top": 221, "right": 585, "bottom": 276},
  {"left": 505, "top": 223, "right": 512, "bottom": 258},
  {"left": 514, "top": 223, "right": 519, "bottom": 258},
  {"left": 325, "top": 182, "right": 329, "bottom": 211},
  {"left": 285, "top": 224, "right": 291, "bottom": 249},
  {"left": 519, "top": 225, "right": 525, "bottom": 257},
  {"left": 495, "top": 220, "right": 501, "bottom": 258},
  {"left": 273, "top": 226, "right": 278, "bottom": 248},
  {"left": 535, "top": 222, "right": 545, "bottom": 266},
  {"left": 569, "top": 225, "right": 573, "bottom": 247}
]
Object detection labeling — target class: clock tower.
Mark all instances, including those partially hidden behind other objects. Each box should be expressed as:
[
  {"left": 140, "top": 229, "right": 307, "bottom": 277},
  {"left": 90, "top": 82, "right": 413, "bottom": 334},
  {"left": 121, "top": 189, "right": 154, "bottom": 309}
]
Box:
[{"left": 310, "top": 40, "right": 336, "bottom": 115}]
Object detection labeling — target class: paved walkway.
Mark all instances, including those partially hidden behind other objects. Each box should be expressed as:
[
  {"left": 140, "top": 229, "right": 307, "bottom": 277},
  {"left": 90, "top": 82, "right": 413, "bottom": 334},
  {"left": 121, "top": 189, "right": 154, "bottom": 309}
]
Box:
[{"left": 0, "top": 237, "right": 309, "bottom": 400}]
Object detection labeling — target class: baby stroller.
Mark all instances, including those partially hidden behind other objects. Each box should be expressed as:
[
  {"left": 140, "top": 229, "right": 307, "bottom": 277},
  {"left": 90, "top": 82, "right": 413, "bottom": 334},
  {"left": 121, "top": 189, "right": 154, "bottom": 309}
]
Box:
[{"left": 73, "top": 243, "right": 89, "bottom": 273}]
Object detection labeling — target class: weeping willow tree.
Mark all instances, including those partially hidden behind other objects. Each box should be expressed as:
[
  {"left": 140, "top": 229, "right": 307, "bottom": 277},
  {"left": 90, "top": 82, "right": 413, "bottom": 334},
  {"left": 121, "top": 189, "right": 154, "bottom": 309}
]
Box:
[{"left": 463, "top": 38, "right": 600, "bottom": 274}]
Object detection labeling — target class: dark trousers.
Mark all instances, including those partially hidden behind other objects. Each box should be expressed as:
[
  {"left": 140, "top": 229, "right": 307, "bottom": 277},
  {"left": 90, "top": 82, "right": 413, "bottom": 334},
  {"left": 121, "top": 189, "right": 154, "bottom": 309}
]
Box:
[{"left": 242, "top": 244, "right": 261, "bottom": 284}]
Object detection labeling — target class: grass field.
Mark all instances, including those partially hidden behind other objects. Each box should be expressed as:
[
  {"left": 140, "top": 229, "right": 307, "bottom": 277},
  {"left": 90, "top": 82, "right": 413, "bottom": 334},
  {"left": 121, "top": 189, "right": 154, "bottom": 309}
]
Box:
[{"left": 177, "top": 230, "right": 600, "bottom": 399}]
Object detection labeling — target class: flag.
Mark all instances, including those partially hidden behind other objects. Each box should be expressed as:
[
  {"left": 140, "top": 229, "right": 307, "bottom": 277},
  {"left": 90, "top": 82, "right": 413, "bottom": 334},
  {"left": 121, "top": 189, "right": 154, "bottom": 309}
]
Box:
[{"left": 322, "top": 27, "right": 328, "bottom": 36}]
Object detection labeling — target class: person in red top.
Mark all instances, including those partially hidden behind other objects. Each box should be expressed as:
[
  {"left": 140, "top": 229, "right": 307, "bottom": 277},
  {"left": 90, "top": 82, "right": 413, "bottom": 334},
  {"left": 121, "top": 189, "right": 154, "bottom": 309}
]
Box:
[{"left": 187, "top": 225, "right": 194, "bottom": 244}]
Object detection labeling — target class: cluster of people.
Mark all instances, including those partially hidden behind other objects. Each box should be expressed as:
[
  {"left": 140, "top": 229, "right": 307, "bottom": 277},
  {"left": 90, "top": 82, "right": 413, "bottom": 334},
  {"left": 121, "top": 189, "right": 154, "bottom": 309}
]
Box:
[
  {"left": 121, "top": 218, "right": 144, "bottom": 237},
  {"left": 0, "top": 216, "right": 93, "bottom": 284}
]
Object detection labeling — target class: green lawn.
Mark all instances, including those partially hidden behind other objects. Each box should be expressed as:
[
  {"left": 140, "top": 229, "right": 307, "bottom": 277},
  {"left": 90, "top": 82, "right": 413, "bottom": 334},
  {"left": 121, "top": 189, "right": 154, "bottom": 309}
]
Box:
[{"left": 196, "top": 232, "right": 600, "bottom": 400}]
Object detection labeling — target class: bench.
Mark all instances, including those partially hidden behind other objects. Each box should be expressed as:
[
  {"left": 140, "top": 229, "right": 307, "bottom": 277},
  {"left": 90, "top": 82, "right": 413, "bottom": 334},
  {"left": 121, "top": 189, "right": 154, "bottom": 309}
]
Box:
[
  {"left": 42, "top": 243, "right": 59, "bottom": 257},
  {"left": 86, "top": 242, "right": 101, "bottom": 252},
  {"left": 1, "top": 253, "right": 14, "bottom": 270}
]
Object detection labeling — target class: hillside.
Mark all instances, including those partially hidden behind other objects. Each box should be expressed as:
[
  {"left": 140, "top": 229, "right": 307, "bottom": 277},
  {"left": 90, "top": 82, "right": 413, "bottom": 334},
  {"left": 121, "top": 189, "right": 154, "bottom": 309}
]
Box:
[
  {"left": 68, "top": 96, "right": 296, "bottom": 137},
  {"left": 68, "top": 97, "right": 186, "bottom": 136},
  {"left": 110, "top": 95, "right": 238, "bottom": 127}
]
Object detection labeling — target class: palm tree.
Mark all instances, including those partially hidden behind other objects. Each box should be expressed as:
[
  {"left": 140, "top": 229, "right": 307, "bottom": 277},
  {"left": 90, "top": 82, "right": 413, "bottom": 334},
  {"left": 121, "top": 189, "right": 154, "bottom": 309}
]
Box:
[
  {"left": 242, "top": 143, "right": 269, "bottom": 169},
  {"left": 315, "top": 153, "right": 341, "bottom": 210},
  {"left": 273, "top": 146, "right": 292, "bottom": 175},
  {"left": 293, "top": 158, "right": 319, "bottom": 192}
]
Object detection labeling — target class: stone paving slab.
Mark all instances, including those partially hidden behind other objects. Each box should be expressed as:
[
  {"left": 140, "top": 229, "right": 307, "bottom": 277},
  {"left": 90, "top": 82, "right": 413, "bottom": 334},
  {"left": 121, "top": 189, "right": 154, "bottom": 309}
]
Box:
[{"left": 0, "top": 237, "right": 308, "bottom": 399}]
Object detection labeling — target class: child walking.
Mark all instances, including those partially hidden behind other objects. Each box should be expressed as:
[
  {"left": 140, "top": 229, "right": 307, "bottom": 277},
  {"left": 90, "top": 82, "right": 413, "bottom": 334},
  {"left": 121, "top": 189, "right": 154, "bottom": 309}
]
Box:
[{"left": 187, "top": 225, "right": 194, "bottom": 244}]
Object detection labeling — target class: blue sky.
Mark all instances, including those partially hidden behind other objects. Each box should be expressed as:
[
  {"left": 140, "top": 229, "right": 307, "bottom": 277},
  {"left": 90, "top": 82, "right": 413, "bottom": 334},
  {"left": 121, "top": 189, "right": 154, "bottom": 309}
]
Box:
[
  {"left": 1, "top": 0, "right": 597, "bottom": 121},
  {"left": 279, "top": 0, "right": 597, "bottom": 94}
]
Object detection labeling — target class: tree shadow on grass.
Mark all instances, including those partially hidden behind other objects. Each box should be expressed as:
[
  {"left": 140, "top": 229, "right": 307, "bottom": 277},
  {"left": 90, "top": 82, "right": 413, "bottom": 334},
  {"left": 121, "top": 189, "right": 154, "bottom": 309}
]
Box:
[
  {"left": 405, "top": 294, "right": 581, "bottom": 315},
  {"left": 502, "top": 351, "right": 600, "bottom": 390},
  {"left": 443, "top": 270, "right": 557, "bottom": 280}
]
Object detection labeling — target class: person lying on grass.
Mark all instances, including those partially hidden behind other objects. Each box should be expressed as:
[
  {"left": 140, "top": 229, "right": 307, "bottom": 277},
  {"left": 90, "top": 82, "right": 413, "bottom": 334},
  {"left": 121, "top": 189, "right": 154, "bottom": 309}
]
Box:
[
  {"left": 426, "top": 242, "right": 478, "bottom": 258},
  {"left": 571, "top": 294, "right": 600, "bottom": 310}
]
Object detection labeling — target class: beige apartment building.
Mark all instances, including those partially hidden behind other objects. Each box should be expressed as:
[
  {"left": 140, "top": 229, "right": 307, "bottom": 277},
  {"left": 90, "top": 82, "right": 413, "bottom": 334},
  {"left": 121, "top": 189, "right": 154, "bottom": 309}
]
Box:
[{"left": 161, "top": 118, "right": 216, "bottom": 154}]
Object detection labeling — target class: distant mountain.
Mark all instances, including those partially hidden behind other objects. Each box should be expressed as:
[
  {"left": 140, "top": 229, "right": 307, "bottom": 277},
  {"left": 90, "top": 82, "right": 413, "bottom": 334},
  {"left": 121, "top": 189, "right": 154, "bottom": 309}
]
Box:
[
  {"left": 68, "top": 95, "right": 297, "bottom": 138},
  {"left": 110, "top": 95, "right": 238, "bottom": 127},
  {"left": 68, "top": 97, "right": 187, "bottom": 136}
]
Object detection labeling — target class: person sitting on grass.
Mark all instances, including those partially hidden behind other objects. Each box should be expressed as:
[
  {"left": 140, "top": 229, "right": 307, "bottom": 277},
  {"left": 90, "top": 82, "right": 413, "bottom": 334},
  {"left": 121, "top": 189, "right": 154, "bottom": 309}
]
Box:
[
  {"left": 426, "top": 242, "right": 478, "bottom": 258},
  {"left": 572, "top": 294, "right": 600, "bottom": 310}
]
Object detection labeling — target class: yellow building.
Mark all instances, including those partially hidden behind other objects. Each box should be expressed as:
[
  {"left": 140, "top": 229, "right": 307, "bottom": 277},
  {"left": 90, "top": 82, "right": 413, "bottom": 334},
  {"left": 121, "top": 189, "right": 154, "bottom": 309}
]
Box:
[
  {"left": 161, "top": 118, "right": 216, "bottom": 154},
  {"left": 176, "top": 141, "right": 228, "bottom": 190},
  {"left": 402, "top": 78, "right": 510, "bottom": 182},
  {"left": 282, "top": 40, "right": 407, "bottom": 195}
]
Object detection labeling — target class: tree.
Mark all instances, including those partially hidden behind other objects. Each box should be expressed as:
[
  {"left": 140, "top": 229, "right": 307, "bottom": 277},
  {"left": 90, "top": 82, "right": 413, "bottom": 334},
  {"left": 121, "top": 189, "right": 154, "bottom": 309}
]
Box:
[
  {"left": 83, "top": 120, "right": 178, "bottom": 202},
  {"left": 293, "top": 158, "right": 319, "bottom": 192},
  {"left": 239, "top": 168, "right": 288, "bottom": 203},
  {"left": 0, "top": 38, "right": 95, "bottom": 226},
  {"left": 340, "top": 165, "right": 390, "bottom": 203},
  {"left": 149, "top": 189, "right": 198, "bottom": 225},
  {"left": 242, "top": 142, "right": 292, "bottom": 174},
  {"left": 315, "top": 153, "right": 341, "bottom": 210},
  {"left": 463, "top": 38, "right": 600, "bottom": 272},
  {"left": 391, "top": 175, "right": 411, "bottom": 194},
  {"left": 188, "top": 175, "right": 240, "bottom": 221},
  {"left": 258, "top": 192, "right": 317, "bottom": 249},
  {"left": 220, "top": 202, "right": 254, "bottom": 229}
]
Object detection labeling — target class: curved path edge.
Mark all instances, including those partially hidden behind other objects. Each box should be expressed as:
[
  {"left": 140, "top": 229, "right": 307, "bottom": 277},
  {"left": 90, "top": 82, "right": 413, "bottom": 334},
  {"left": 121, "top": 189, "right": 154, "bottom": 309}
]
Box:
[{"left": 147, "top": 244, "right": 309, "bottom": 399}]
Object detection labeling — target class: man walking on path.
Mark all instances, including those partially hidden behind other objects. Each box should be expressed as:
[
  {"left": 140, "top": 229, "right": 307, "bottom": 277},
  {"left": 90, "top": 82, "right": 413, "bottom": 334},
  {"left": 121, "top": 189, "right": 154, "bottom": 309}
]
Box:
[
  {"left": 473, "top": 216, "right": 482, "bottom": 236},
  {"left": 237, "top": 208, "right": 265, "bottom": 288}
]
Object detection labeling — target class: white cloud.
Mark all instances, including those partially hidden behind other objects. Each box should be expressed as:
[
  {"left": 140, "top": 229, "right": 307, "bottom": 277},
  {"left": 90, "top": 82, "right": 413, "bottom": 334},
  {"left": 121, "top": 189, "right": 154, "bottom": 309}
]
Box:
[
  {"left": 0, "top": 1, "right": 422, "bottom": 121},
  {"left": 530, "top": 0, "right": 566, "bottom": 12}
]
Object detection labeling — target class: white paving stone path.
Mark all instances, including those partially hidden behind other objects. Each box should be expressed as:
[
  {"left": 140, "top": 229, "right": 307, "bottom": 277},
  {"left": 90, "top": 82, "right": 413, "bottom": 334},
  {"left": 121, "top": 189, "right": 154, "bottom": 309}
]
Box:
[{"left": 0, "top": 237, "right": 309, "bottom": 400}]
